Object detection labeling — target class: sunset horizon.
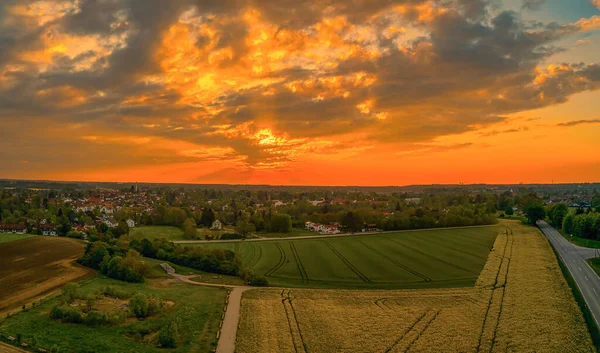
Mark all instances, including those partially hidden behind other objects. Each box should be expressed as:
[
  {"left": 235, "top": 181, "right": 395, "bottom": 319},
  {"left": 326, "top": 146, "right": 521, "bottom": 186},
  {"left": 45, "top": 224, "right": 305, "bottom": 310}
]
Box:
[{"left": 1, "top": 0, "right": 599, "bottom": 184}]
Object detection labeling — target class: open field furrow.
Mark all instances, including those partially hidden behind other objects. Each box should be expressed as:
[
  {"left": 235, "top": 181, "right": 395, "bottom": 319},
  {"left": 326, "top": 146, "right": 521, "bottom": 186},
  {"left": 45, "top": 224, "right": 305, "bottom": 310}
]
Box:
[
  {"left": 383, "top": 310, "right": 429, "bottom": 353},
  {"left": 386, "top": 237, "right": 478, "bottom": 275},
  {"left": 403, "top": 310, "right": 441, "bottom": 353},
  {"left": 323, "top": 241, "right": 372, "bottom": 283},
  {"left": 356, "top": 239, "right": 431, "bottom": 282}
]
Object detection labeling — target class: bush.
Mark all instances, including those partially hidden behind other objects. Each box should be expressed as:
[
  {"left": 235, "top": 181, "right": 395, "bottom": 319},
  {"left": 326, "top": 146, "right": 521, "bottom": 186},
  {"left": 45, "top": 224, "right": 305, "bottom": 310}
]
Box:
[
  {"left": 50, "top": 305, "right": 83, "bottom": 324},
  {"left": 83, "top": 311, "right": 107, "bottom": 326},
  {"left": 102, "top": 286, "right": 130, "bottom": 299},
  {"left": 129, "top": 294, "right": 149, "bottom": 319},
  {"left": 62, "top": 282, "right": 79, "bottom": 303},
  {"left": 158, "top": 321, "right": 178, "bottom": 348},
  {"left": 220, "top": 233, "right": 243, "bottom": 240}
]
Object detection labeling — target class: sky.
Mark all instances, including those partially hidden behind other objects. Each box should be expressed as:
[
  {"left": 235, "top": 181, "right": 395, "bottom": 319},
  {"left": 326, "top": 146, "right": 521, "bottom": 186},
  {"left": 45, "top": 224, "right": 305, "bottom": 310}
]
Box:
[{"left": 0, "top": 0, "right": 599, "bottom": 186}]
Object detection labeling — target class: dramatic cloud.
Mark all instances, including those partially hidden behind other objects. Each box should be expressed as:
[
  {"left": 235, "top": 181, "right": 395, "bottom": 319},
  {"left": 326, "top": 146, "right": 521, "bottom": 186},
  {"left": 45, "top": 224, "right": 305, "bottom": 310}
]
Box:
[{"left": 0, "top": 0, "right": 599, "bottom": 184}]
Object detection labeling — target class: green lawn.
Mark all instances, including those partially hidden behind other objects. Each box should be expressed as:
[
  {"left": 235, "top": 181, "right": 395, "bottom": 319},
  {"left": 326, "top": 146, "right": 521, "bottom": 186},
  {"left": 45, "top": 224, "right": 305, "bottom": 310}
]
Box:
[
  {"left": 0, "top": 275, "right": 227, "bottom": 353},
  {"left": 0, "top": 233, "right": 36, "bottom": 243},
  {"left": 558, "top": 230, "right": 600, "bottom": 249},
  {"left": 194, "top": 226, "right": 500, "bottom": 290},
  {"left": 196, "top": 226, "right": 236, "bottom": 240},
  {"left": 256, "top": 227, "right": 316, "bottom": 238},
  {"left": 587, "top": 258, "right": 600, "bottom": 277}
]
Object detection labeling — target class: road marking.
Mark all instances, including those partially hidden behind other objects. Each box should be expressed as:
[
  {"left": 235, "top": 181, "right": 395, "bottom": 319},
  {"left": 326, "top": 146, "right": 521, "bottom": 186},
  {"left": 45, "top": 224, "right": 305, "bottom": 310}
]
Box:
[
  {"left": 594, "top": 288, "right": 598, "bottom": 294},
  {"left": 579, "top": 267, "right": 582, "bottom": 271},
  {"left": 585, "top": 276, "right": 589, "bottom": 281}
]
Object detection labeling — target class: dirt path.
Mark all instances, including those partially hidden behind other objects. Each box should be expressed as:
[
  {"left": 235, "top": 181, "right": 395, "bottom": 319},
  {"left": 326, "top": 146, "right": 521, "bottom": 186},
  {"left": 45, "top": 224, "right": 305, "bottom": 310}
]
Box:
[
  {"left": 0, "top": 342, "right": 27, "bottom": 353},
  {"left": 169, "top": 274, "right": 251, "bottom": 353}
]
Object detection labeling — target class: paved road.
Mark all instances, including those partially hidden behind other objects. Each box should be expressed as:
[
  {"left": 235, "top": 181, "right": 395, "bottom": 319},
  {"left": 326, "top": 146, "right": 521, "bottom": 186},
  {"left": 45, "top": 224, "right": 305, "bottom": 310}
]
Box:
[
  {"left": 538, "top": 221, "right": 600, "bottom": 330},
  {"left": 174, "top": 224, "right": 496, "bottom": 244}
]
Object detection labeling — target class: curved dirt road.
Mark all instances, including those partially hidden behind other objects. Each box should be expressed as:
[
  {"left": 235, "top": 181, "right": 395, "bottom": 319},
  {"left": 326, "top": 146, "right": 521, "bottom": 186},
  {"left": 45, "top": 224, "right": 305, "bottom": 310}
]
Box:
[{"left": 170, "top": 274, "right": 251, "bottom": 353}]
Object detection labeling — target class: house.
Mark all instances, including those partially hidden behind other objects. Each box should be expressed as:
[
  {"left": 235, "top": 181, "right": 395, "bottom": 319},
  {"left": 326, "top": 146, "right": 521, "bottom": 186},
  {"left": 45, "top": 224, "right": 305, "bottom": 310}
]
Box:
[
  {"left": 405, "top": 198, "right": 421, "bottom": 205},
  {"left": 0, "top": 224, "right": 27, "bottom": 234},
  {"left": 364, "top": 223, "right": 378, "bottom": 232},
  {"left": 103, "top": 219, "right": 118, "bottom": 228},
  {"left": 126, "top": 219, "right": 136, "bottom": 228},
  {"left": 40, "top": 224, "right": 58, "bottom": 236},
  {"left": 211, "top": 220, "right": 222, "bottom": 230},
  {"left": 273, "top": 200, "right": 286, "bottom": 207}
]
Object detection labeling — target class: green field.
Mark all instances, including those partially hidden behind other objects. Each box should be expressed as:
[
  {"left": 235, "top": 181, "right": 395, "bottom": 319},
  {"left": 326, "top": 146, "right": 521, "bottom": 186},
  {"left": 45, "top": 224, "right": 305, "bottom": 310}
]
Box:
[
  {"left": 0, "top": 233, "right": 36, "bottom": 243},
  {"left": 558, "top": 229, "right": 600, "bottom": 249},
  {"left": 195, "top": 226, "right": 500, "bottom": 289},
  {"left": 126, "top": 226, "right": 185, "bottom": 241},
  {"left": 0, "top": 275, "right": 227, "bottom": 353}
]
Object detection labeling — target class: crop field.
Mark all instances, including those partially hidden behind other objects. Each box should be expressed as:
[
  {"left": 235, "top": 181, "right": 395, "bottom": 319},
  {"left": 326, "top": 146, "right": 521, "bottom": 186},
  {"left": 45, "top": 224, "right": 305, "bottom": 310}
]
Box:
[
  {"left": 235, "top": 221, "right": 594, "bottom": 353},
  {"left": 0, "top": 237, "right": 94, "bottom": 314},
  {"left": 0, "top": 276, "right": 227, "bottom": 353},
  {"left": 195, "top": 226, "right": 499, "bottom": 289}
]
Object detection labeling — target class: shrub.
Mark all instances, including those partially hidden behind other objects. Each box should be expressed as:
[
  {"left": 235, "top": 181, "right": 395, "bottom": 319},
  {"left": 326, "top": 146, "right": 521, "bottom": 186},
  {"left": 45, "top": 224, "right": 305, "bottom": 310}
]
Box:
[
  {"left": 129, "top": 294, "right": 149, "bottom": 319},
  {"left": 83, "top": 311, "right": 107, "bottom": 326},
  {"left": 50, "top": 305, "right": 83, "bottom": 324},
  {"left": 62, "top": 283, "right": 79, "bottom": 304},
  {"left": 220, "top": 233, "right": 243, "bottom": 240},
  {"left": 248, "top": 276, "right": 269, "bottom": 287},
  {"left": 158, "top": 321, "right": 178, "bottom": 348},
  {"left": 102, "top": 286, "right": 130, "bottom": 299}
]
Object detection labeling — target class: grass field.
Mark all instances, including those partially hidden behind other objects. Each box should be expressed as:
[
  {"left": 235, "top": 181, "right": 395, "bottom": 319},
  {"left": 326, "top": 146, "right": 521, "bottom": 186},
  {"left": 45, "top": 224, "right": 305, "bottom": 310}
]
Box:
[
  {"left": 559, "top": 229, "right": 600, "bottom": 249},
  {"left": 125, "top": 226, "right": 185, "bottom": 241},
  {"left": 236, "top": 221, "right": 594, "bottom": 353},
  {"left": 0, "top": 237, "right": 94, "bottom": 314},
  {"left": 143, "top": 257, "right": 247, "bottom": 286},
  {"left": 194, "top": 226, "right": 499, "bottom": 289},
  {"left": 0, "top": 276, "right": 227, "bottom": 353},
  {"left": 0, "top": 234, "right": 36, "bottom": 244},
  {"left": 587, "top": 258, "right": 600, "bottom": 277}
]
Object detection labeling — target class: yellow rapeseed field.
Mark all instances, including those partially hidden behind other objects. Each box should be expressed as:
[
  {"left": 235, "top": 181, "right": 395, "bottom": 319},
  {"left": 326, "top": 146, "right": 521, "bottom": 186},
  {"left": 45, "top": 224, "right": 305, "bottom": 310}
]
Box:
[{"left": 236, "top": 221, "right": 594, "bottom": 353}]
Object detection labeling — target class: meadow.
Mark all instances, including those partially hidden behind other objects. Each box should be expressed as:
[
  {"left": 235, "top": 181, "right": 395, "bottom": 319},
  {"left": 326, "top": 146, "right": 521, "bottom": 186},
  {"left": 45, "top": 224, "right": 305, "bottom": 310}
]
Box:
[
  {"left": 125, "top": 226, "right": 185, "bottom": 241},
  {"left": 235, "top": 221, "right": 594, "bottom": 353},
  {"left": 0, "top": 233, "right": 36, "bottom": 244},
  {"left": 0, "top": 237, "right": 94, "bottom": 314},
  {"left": 195, "top": 226, "right": 499, "bottom": 289},
  {"left": 0, "top": 275, "right": 227, "bottom": 353}
]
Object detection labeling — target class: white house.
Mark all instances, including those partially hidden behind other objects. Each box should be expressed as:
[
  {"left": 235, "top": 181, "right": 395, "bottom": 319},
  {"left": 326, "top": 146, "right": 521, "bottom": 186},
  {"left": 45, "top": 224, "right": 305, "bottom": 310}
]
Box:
[
  {"left": 211, "top": 220, "right": 222, "bottom": 230},
  {"left": 41, "top": 225, "right": 57, "bottom": 236},
  {"left": 0, "top": 224, "right": 27, "bottom": 234},
  {"left": 126, "top": 219, "right": 136, "bottom": 228}
]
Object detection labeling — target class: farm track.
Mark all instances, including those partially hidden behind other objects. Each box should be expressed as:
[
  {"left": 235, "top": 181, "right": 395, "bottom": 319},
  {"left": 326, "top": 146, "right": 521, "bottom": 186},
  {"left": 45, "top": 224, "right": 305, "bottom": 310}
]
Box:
[
  {"left": 265, "top": 243, "right": 287, "bottom": 277},
  {"left": 386, "top": 237, "right": 478, "bottom": 275},
  {"left": 290, "top": 243, "right": 309, "bottom": 284},
  {"left": 384, "top": 308, "right": 441, "bottom": 353},
  {"left": 323, "top": 241, "right": 372, "bottom": 283},
  {"left": 476, "top": 227, "right": 514, "bottom": 353},
  {"left": 374, "top": 298, "right": 391, "bottom": 310},
  {"left": 356, "top": 239, "right": 431, "bottom": 282},
  {"left": 281, "top": 289, "right": 308, "bottom": 353}
]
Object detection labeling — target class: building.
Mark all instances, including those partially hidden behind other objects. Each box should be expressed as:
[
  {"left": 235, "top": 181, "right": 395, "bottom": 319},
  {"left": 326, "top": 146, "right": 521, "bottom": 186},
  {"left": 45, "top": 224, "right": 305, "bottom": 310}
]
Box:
[
  {"left": 211, "top": 220, "right": 223, "bottom": 230},
  {"left": 40, "top": 225, "right": 57, "bottom": 236},
  {"left": 0, "top": 224, "right": 27, "bottom": 234},
  {"left": 126, "top": 219, "right": 136, "bottom": 228}
]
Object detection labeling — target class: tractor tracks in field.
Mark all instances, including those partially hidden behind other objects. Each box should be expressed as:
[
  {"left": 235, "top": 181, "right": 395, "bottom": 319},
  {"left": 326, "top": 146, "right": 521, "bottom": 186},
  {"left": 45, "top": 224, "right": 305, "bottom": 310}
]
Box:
[
  {"left": 386, "top": 237, "right": 478, "bottom": 275},
  {"left": 323, "top": 240, "right": 372, "bottom": 283},
  {"left": 281, "top": 289, "right": 309, "bottom": 353},
  {"left": 290, "top": 243, "right": 310, "bottom": 284},
  {"left": 384, "top": 308, "right": 441, "bottom": 353},
  {"left": 476, "top": 227, "right": 514, "bottom": 353},
  {"left": 265, "top": 243, "right": 287, "bottom": 277},
  {"left": 357, "top": 239, "right": 431, "bottom": 283}
]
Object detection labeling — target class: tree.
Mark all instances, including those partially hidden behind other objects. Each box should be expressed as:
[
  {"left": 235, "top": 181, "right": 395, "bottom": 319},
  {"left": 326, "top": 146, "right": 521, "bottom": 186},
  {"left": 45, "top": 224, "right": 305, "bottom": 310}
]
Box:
[
  {"left": 182, "top": 218, "right": 197, "bottom": 239},
  {"left": 504, "top": 205, "right": 514, "bottom": 216},
  {"left": 62, "top": 282, "right": 79, "bottom": 304},
  {"left": 270, "top": 213, "right": 292, "bottom": 233},
  {"left": 116, "top": 221, "right": 130, "bottom": 237},
  {"left": 547, "top": 203, "right": 568, "bottom": 228},
  {"left": 524, "top": 203, "right": 546, "bottom": 225},
  {"left": 342, "top": 211, "right": 363, "bottom": 232},
  {"left": 235, "top": 220, "right": 256, "bottom": 238},
  {"left": 200, "top": 208, "right": 215, "bottom": 227}
]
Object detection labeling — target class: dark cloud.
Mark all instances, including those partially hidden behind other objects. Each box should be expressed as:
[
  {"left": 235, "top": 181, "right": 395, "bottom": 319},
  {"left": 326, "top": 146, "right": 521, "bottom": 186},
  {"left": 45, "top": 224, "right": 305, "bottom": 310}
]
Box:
[{"left": 557, "top": 119, "right": 600, "bottom": 127}]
